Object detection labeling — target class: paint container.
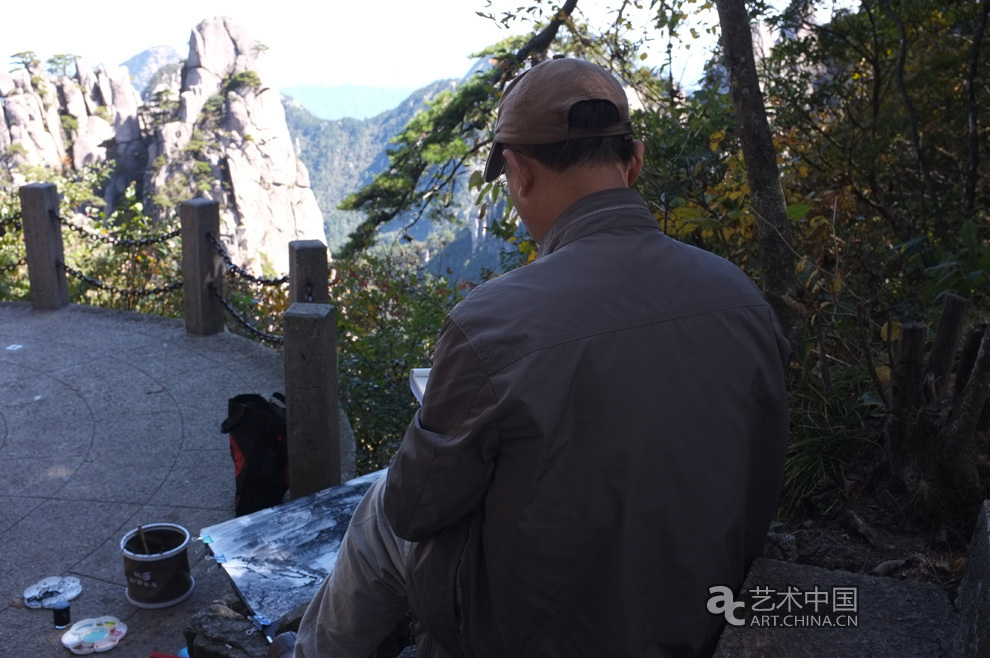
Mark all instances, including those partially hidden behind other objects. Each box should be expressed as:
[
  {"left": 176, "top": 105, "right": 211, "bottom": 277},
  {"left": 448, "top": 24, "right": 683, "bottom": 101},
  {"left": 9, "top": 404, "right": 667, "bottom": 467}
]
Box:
[
  {"left": 53, "top": 600, "right": 71, "bottom": 629},
  {"left": 120, "top": 523, "right": 195, "bottom": 609}
]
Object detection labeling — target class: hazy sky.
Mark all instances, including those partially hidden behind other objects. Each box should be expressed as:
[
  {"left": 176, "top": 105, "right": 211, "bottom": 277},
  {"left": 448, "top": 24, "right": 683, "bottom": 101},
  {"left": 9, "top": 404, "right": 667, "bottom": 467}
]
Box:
[
  {"left": 7, "top": 1, "right": 851, "bottom": 93},
  {"left": 7, "top": 1, "right": 531, "bottom": 89},
  {"left": 6, "top": 0, "right": 719, "bottom": 91}
]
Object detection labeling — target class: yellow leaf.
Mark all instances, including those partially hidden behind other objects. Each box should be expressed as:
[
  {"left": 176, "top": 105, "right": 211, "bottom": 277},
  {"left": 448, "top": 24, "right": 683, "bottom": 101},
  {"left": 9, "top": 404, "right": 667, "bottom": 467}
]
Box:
[
  {"left": 829, "top": 278, "right": 842, "bottom": 292},
  {"left": 875, "top": 364, "right": 891, "bottom": 389},
  {"left": 709, "top": 130, "right": 725, "bottom": 152},
  {"left": 880, "top": 321, "right": 901, "bottom": 342}
]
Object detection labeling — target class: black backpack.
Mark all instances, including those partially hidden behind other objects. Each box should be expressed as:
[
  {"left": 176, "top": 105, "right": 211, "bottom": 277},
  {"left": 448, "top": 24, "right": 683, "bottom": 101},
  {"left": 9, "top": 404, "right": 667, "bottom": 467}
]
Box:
[{"left": 220, "top": 393, "right": 289, "bottom": 516}]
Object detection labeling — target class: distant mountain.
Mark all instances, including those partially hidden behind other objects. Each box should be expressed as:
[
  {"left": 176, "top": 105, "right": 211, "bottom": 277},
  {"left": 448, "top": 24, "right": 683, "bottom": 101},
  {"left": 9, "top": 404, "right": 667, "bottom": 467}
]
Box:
[
  {"left": 283, "top": 80, "right": 454, "bottom": 250},
  {"left": 281, "top": 84, "right": 416, "bottom": 121},
  {"left": 120, "top": 46, "right": 182, "bottom": 96},
  {"left": 284, "top": 77, "right": 508, "bottom": 281}
]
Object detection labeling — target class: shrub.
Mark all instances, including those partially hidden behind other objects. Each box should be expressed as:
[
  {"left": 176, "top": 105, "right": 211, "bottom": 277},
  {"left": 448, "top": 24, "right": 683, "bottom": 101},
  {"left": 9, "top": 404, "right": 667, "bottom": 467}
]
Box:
[{"left": 332, "top": 249, "right": 463, "bottom": 472}]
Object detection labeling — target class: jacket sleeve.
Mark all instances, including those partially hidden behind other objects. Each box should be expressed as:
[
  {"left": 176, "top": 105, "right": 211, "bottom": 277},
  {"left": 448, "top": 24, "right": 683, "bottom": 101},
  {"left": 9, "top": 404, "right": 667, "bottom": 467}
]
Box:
[{"left": 383, "top": 316, "right": 500, "bottom": 542}]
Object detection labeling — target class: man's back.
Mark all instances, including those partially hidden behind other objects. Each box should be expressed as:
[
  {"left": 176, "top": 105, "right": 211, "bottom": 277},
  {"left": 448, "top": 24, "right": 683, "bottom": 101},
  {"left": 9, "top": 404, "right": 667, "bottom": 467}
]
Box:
[{"left": 386, "top": 187, "right": 790, "bottom": 656}]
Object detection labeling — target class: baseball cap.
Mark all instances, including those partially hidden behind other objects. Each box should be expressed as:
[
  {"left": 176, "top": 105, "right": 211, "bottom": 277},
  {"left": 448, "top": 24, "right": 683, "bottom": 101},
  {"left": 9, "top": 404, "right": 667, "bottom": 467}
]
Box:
[{"left": 483, "top": 56, "right": 634, "bottom": 182}]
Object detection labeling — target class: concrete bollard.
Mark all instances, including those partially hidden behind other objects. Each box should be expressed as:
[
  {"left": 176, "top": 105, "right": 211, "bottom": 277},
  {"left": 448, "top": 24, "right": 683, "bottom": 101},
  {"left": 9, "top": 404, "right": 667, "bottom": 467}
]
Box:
[
  {"left": 288, "top": 240, "right": 330, "bottom": 304},
  {"left": 283, "top": 302, "right": 352, "bottom": 496},
  {"left": 180, "top": 199, "right": 224, "bottom": 335},
  {"left": 19, "top": 183, "right": 69, "bottom": 310}
]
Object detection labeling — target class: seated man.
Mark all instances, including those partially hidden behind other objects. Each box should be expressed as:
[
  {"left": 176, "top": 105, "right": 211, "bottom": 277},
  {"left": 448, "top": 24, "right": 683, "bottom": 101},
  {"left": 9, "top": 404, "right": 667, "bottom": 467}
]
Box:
[{"left": 282, "top": 56, "right": 790, "bottom": 658}]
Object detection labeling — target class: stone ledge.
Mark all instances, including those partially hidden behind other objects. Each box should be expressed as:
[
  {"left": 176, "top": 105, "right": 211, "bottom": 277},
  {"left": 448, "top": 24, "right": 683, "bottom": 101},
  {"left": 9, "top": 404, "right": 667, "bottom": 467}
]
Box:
[
  {"left": 714, "top": 557, "right": 960, "bottom": 657},
  {"left": 955, "top": 501, "right": 990, "bottom": 655}
]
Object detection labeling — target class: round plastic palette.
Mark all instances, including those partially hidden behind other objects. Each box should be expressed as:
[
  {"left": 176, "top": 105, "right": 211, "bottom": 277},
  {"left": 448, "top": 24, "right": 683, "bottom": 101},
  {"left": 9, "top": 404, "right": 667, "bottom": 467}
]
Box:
[{"left": 60, "top": 616, "right": 127, "bottom": 655}]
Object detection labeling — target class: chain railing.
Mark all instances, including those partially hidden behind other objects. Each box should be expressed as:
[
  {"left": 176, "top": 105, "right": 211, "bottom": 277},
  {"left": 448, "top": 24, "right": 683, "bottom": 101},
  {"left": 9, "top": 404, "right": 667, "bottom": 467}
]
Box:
[
  {"left": 58, "top": 261, "right": 184, "bottom": 297},
  {"left": 13, "top": 191, "right": 317, "bottom": 350},
  {"left": 38, "top": 210, "right": 185, "bottom": 299},
  {"left": 1, "top": 257, "right": 28, "bottom": 274},
  {"left": 202, "top": 229, "right": 288, "bottom": 344},
  {"left": 55, "top": 210, "right": 181, "bottom": 247},
  {"left": 0, "top": 212, "right": 23, "bottom": 234},
  {"left": 208, "top": 282, "right": 284, "bottom": 345},
  {"left": 206, "top": 231, "right": 289, "bottom": 286},
  {"left": 1, "top": 212, "right": 26, "bottom": 275}
]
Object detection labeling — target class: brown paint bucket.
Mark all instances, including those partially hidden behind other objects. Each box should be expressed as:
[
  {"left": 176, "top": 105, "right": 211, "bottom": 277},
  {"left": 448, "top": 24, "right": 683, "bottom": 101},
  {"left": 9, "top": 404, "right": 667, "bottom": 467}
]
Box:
[{"left": 120, "top": 523, "right": 195, "bottom": 609}]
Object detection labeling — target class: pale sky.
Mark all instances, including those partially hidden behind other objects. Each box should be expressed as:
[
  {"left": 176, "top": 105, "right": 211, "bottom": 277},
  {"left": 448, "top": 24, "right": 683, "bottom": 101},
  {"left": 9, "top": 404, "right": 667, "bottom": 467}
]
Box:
[
  {"left": 6, "top": 1, "right": 529, "bottom": 89},
  {"left": 5, "top": 0, "right": 717, "bottom": 91},
  {"left": 6, "top": 1, "right": 852, "bottom": 93}
]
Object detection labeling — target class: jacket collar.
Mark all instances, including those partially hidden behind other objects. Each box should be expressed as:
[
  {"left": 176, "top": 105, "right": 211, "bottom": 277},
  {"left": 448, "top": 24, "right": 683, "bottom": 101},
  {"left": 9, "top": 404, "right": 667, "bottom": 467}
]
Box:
[{"left": 536, "top": 187, "right": 658, "bottom": 259}]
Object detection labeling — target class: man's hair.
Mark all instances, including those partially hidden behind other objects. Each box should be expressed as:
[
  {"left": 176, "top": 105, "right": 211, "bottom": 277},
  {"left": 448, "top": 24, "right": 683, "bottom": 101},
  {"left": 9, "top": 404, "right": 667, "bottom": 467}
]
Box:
[{"left": 507, "top": 100, "right": 636, "bottom": 173}]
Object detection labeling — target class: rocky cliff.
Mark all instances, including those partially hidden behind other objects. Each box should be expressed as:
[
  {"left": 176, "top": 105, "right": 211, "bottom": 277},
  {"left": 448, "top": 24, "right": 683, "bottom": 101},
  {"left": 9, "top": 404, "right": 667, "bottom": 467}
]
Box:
[
  {"left": 0, "top": 17, "right": 325, "bottom": 275},
  {"left": 144, "top": 16, "right": 325, "bottom": 274}
]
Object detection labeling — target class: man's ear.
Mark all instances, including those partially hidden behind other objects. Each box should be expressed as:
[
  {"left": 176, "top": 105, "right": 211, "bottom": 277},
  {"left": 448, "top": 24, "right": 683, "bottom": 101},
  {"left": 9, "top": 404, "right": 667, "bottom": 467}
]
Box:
[
  {"left": 626, "top": 140, "right": 645, "bottom": 187},
  {"left": 503, "top": 149, "right": 534, "bottom": 197}
]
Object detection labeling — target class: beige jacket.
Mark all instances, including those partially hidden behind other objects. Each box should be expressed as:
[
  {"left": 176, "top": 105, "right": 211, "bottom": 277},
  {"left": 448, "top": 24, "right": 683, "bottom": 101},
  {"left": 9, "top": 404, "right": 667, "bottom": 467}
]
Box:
[{"left": 384, "top": 187, "right": 790, "bottom": 657}]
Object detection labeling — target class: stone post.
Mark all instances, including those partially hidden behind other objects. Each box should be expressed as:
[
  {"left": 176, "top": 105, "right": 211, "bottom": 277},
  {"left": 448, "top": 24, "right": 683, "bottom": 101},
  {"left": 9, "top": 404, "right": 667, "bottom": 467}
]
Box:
[
  {"left": 284, "top": 302, "right": 350, "bottom": 496},
  {"left": 288, "top": 240, "right": 330, "bottom": 304},
  {"left": 180, "top": 199, "right": 224, "bottom": 335},
  {"left": 19, "top": 183, "right": 69, "bottom": 310}
]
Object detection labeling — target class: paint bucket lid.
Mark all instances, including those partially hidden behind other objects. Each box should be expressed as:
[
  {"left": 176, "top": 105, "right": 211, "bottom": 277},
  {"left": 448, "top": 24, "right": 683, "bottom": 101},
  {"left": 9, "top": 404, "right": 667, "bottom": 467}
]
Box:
[{"left": 23, "top": 576, "right": 82, "bottom": 609}]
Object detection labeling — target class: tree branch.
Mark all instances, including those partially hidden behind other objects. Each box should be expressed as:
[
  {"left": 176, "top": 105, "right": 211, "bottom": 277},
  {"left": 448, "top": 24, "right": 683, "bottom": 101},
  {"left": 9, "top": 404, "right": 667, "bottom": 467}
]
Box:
[
  {"left": 965, "top": 0, "right": 990, "bottom": 218},
  {"left": 878, "top": 0, "right": 943, "bottom": 236}
]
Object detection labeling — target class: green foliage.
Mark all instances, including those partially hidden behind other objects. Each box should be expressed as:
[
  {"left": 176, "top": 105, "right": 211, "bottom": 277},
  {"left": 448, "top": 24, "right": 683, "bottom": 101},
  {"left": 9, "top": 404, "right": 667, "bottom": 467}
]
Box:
[
  {"left": 9, "top": 51, "right": 40, "bottom": 72},
  {"left": 333, "top": 250, "right": 463, "bottom": 473},
  {"left": 0, "top": 162, "right": 182, "bottom": 315},
  {"left": 201, "top": 94, "right": 225, "bottom": 120},
  {"left": 224, "top": 71, "right": 262, "bottom": 94},
  {"left": 151, "top": 172, "right": 190, "bottom": 210},
  {"left": 333, "top": 30, "right": 555, "bottom": 258},
  {"left": 0, "top": 183, "right": 28, "bottom": 300},
  {"left": 183, "top": 129, "right": 207, "bottom": 155},
  {"left": 67, "top": 183, "right": 184, "bottom": 316},
  {"left": 219, "top": 265, "right": 291, "bottom": 344},
  {"left": 93, "top": 105, "right": 112, "bottom": 123},
  {"left": 5, "top": 143, "right": 27, "bottom": 158},
  {"left": 60, "top": 114, "right": 78, "bottom": 135},
  {"left": 45, "top": 54, "right": 78, "bottom": 78},
  {"left": 337, "top": 72, "right": 499, "bottom": 257}
]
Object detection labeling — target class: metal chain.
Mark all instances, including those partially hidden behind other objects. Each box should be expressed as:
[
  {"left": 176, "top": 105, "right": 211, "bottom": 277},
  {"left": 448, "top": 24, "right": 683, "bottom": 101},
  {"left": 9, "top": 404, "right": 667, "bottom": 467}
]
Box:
[
  {"left": 54, "top": 210, "right": 181, "bottom": 247},
  {"left": 206, "top": 231, "right": 289, "bottom": 287},
  {"left": 208, "top": 283, "right": 284, "bottom": 345},
  {"left": 0, "top": 212, "right": 23, "bottom": 232},
  {"left": 0, "top": 257, "right": 27, "bottom": 274},
  {"left": 59, "top": 261, "right": 184, "bottom": 297}
]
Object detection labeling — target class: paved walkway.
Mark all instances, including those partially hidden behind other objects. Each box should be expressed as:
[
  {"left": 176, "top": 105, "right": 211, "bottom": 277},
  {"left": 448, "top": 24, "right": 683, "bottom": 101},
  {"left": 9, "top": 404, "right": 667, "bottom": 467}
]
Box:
[{"left": 0, "top": 302, "right": 282, "bottom": 656}]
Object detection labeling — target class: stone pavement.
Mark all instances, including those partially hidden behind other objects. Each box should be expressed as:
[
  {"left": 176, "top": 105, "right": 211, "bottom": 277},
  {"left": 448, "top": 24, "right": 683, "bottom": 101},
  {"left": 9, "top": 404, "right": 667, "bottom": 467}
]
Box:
[{"left": 0, "top": 302, "right": 280, "bottom": 657}]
